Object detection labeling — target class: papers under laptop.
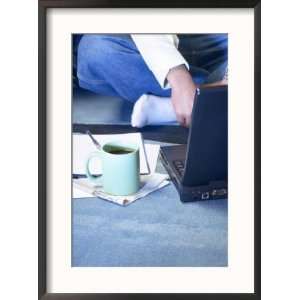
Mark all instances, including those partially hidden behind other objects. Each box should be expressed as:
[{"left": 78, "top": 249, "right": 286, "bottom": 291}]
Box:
[{"left": 73, "top": 132, "right": 151, "bottom": 175}]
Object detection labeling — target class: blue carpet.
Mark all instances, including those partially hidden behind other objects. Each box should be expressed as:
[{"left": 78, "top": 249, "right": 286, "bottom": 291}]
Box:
[{"left": 72, "top": 182, "right": 227, "bottom": 267}]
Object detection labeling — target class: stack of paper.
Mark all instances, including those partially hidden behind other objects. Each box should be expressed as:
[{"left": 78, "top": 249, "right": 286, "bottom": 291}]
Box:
[{"left": 73, "top": 173, "right": 169, "bottom": 206}]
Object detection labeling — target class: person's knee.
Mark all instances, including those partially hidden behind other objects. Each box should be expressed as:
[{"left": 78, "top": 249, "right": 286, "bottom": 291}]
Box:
[
  {"left": 77, "top": 35, "right": 115, "bottom": 77},
  {"left": 78, "top": 35, "right": 131, "bottom": 70}
]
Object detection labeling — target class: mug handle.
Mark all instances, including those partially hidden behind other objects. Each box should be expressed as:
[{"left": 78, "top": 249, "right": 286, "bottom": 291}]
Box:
[{"left": 85, "top": 151, "right": 103, "bottom": 185}]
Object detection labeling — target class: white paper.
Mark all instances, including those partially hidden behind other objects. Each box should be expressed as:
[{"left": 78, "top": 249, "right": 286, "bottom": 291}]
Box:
[
  {"left": 72, "top": 187, "right": 92, "bottom": 199},
  {"left": 73, "top": 133, "right": 153, "bottom": 175},
  {"left": 73, "top": 173, "right": 170, "bottom": 206},
  {"left": 145, "top": 143, "right": 160, "bottom": 174}
]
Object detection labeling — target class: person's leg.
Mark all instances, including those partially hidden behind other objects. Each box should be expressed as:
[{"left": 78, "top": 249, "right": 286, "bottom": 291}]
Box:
[
  {"left": 132, "top": 35, "right": 228, "bottom": 127},
  {"left": 77, "top": 34, "right": 171, "bottom": 102},
  {"left": 77, "top": 34, "right": 178, "bottom": 127},
  {"left": 132, "top": 34, "right": 229, "bottom": 127},
  {"left": 131, "top": 94, "right": 177, "bottom": 127},
  {"left": 77, "top": 34, "right": 228, "bottom": 128},
  {"left": 178, "top": 34, "right": 228, "bottom": 83},
  {"left": 205, "top": 61, "right": 228, "bottom": 84}
]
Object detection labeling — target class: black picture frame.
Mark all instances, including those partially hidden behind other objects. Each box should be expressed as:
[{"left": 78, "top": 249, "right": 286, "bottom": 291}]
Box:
[{"left": 39, "top": 0, "right": 261, "bottom": 299}]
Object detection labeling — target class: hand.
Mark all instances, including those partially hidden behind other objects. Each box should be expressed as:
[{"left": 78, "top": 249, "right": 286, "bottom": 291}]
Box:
[{"left": 167, "top": 65, "right": 197, "bottom": 127}]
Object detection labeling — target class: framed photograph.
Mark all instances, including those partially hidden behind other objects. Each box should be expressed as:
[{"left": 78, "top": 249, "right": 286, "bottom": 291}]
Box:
[{"left": 39, "top": 0, "right": 260, "bottom": 299}]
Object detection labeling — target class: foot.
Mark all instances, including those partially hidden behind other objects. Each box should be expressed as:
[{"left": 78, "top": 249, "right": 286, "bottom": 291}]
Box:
[
  {"left": 131, "top": 94, "right": 177, "bottom": 128},
  {"left": 131, "top": 94, "right": 149, "bottom": 128}
]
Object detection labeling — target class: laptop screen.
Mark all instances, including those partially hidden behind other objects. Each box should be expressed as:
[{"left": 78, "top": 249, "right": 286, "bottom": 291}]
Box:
[{"left": 182, "top": 86, "right": 228, "bottom": 186}]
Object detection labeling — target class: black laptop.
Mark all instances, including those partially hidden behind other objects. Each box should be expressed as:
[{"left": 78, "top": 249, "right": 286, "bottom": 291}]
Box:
[{"left": 160, "top": 86, "right": 228, "bottom": 202}]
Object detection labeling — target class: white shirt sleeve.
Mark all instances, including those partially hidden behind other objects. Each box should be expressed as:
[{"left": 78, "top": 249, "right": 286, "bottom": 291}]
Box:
[{"left": 131, "top": 34, "right": 189, "bottom": 89}]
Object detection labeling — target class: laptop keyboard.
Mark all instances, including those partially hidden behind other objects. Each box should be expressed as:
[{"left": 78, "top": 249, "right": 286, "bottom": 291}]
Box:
[{"left": 173, "top": 160, "right": 185, "bottom": 176}]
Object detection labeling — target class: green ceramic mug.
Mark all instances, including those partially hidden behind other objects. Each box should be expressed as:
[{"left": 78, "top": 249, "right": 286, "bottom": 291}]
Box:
[{"left": 85, "top": 141, "right": 140, "bottom": 196}]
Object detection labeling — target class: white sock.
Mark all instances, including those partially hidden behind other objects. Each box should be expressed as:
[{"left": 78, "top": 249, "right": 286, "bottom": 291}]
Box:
[{"left": 131, "top": 94, "right": 177, "bottom": 128}]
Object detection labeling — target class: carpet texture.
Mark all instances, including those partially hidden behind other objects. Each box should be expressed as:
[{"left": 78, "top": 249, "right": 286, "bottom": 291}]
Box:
[{"left": 72, "top": 173, "right": 228, "bottom": 267}]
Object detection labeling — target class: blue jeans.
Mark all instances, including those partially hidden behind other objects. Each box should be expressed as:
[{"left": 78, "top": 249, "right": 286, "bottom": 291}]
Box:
[{"left": 77, "top": 34, "right": 227, "bottom": 102}]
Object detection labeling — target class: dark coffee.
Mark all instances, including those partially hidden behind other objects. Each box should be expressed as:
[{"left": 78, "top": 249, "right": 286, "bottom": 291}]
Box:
[
  {"left": 105, "top": 146, "right": 135, "bottom": 155},
  {"left": 107, "top": 149, "right": 133, "bottom": 155}
]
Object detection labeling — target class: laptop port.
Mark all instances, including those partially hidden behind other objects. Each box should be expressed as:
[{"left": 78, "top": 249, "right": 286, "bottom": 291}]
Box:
[
  {"left": 201, "top": 192, "right": 210, "bottom": 200},
  {"left": 212, "top": 189, "right": 227, "bottom": 196}
]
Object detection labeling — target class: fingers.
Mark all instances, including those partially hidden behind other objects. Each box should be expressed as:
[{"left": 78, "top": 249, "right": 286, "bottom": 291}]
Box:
[
  {"left": 185, "top": 115, "right": 192, "bottom": 127},
  {"left": 176, "top": 113, "right": 191, "bottom": 128},
  {"left": 176, "top": 113, "right": 185, "bottom": 126}
]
